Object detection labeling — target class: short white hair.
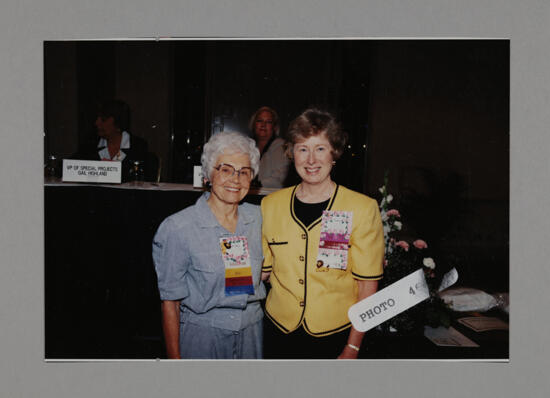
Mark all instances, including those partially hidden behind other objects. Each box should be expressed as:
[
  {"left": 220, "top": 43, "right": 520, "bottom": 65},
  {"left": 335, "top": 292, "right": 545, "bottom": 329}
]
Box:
[{"left": 201, "top": 131, "right": 260, "bottom": 181}]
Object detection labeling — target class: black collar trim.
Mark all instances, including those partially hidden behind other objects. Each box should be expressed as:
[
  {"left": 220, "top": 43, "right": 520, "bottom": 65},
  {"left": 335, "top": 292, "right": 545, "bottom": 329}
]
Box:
[{"left": 303, "top": 319, "right": 352, "bottom": 336}]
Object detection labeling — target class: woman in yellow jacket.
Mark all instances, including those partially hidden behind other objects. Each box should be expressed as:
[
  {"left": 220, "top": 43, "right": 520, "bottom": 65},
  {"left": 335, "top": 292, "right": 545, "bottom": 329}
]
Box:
[{"left": 261, "top": 108, "right": 384, "bottom": 359}]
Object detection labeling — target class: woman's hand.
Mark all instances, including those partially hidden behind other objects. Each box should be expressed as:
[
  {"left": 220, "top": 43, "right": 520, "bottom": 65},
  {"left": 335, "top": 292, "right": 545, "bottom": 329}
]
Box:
[
  {"left": 337, "top": 344, "right": 360, "bottom": 359},
  {"left": 261, "top": 271, "right": 271, "bottom": 282},
  {"left": 337, "top": 280, "right": 378, "bottom": 359}
]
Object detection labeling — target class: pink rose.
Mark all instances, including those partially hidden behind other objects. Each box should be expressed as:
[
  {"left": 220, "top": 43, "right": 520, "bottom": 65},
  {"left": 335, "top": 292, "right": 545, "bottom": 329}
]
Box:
[
  {"left": 386, "top": 209, "right": 401, "bottom": 217},
  {"left": 395, "top": 240, "right": 409, "bottom": 251},
  {"left": 413, "top": 239, "right": 428, "bottom": 249}
]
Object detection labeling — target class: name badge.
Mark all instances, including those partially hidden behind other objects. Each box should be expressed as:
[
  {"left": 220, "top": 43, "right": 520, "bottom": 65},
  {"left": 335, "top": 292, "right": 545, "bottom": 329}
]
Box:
[
  {"left": 220, "top": 236, "right": 255, "bottom": 296},
  {"left": 316, "top": 210, "right": 353, "bottom": 271},
  {"left": 62, "top": 159, "right": 121, "bottom": 184}
]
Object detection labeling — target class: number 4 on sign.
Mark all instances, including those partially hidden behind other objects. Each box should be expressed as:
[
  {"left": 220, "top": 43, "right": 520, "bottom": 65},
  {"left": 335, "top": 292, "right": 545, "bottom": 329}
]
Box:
[{"left": 409, "top": 282, "right": 423, "bottom": 295}]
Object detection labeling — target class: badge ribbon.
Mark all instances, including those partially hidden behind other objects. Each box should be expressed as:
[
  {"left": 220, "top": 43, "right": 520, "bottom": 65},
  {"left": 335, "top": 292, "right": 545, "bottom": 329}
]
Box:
[{"left": 220, "top": 236, "right": 255, "bottom": 296}]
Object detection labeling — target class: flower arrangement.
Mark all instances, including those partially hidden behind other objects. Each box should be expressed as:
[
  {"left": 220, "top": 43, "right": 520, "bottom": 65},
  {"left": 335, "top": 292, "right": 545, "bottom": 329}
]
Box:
[{"left": 377, "top": 173, "right": 453, "bottom": 335}]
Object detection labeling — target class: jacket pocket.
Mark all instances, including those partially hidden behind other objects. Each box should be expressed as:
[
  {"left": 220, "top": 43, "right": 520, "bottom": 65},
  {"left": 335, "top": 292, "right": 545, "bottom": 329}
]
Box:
[{"left": 267, "top": 241, "right": 288, "bottom": 246}]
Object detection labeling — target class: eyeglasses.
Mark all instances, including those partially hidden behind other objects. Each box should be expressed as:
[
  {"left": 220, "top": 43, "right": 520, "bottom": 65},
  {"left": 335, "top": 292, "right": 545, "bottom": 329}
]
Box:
[{"left": 214, "top": 163, "right": 253, "bottom": 181}]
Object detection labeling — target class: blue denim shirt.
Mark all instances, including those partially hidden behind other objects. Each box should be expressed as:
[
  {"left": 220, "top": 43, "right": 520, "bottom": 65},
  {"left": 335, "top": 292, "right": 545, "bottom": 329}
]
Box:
[{"left": 153, "top": 192, "right": 265, "bottom": 331}]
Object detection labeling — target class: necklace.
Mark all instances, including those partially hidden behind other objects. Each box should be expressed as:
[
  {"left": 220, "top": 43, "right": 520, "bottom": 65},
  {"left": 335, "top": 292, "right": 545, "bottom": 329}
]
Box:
[{"left": 297, "top": 181, "right": 334, "bottom": 203}]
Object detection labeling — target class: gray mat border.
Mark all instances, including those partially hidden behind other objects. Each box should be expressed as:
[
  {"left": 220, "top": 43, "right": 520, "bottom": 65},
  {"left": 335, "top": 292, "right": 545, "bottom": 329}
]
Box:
[{"left": 1, "top": 0, "right": 547, "bottom": 397}]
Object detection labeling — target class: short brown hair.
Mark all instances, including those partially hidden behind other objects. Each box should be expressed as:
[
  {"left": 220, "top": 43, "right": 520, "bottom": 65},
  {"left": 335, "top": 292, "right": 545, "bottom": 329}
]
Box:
[
  {"left": 284, "top": 108, "right": 348, "bottom": 160},
  {"left": 248, "top": 106, "right": 280, "bottom": 137},
  {"left": 97, "top": 99, "right": 130, "bottom": 131}
]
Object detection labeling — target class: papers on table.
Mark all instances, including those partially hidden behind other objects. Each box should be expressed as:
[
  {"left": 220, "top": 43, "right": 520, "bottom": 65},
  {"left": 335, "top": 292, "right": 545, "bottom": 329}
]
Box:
[
  {"left": 457, "top": 316, "right": 509, "bottom": 332},
  {"left": 424, "top": 326, "right": 479, "bottom": 347},
  {"left": 425, "top": 316, "right": 508, "bottom": 347}
]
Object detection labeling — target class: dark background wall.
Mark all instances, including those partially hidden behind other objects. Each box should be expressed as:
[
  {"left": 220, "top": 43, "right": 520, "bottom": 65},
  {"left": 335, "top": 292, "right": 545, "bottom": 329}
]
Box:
[
  {"left": 365, "top": 41, "right": 509, "bottom": 290},
  {"left": 44, "top": 39, "right": 509, "bottom": 290}
]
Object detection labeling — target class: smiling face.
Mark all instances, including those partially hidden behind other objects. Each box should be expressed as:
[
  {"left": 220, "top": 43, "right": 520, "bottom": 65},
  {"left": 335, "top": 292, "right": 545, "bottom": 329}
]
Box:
[
  {"left": 293, "top": 132, "right": 334, "bottom": 187},
  {"left": 253, "top": 110, "right": 275, "bottom": 142},
  {"left": 209, "top": 152, "right": 252, "bottom": 206}
]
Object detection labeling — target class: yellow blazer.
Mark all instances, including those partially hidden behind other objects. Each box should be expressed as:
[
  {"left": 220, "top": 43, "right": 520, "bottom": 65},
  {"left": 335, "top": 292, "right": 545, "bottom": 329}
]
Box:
[{"left": 261, "top": 184, "right": 384, "bottom": 336}]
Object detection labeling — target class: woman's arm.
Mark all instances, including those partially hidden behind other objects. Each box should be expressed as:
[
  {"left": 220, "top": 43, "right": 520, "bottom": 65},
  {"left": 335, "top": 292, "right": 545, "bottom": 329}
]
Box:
[
  {"left": 337, "top": 279, "right": 378, "bottom": 359},
  {"left": 161, "top": 300, "right": 181, "bottom": 359}
]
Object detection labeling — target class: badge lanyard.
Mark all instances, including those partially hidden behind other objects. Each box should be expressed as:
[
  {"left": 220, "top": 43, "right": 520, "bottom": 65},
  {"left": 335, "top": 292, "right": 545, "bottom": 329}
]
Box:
[
  {"left": 316, "top": 210, "right": 353, "bottom": 271},
  {"left": 220, "top": 236, "right": 255, "bottom": 296}
]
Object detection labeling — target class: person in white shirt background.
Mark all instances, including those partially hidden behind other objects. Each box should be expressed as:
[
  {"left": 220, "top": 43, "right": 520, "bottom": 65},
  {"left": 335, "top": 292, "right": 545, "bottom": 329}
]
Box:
[{"left": 249, "top": 106, "right": 290, "bottom": 188}]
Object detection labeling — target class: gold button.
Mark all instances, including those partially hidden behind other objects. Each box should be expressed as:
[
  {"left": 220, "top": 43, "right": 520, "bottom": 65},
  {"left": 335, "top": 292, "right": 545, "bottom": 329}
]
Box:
[
  {"left": 298, "top": 279, "right": 304, "bottom": 285},
  {"left": 301, "top": 234, "right": 306, "bottom": 239},
  {"left": 299, "top": 256, "right": 305, "bottom": 261},
  {"left": 299, "top": 301, "right": 305, "bottom": 307}
]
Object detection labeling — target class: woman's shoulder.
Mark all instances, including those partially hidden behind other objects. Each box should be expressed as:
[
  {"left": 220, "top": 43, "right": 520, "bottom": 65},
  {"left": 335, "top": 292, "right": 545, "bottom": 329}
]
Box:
[
  {"left": 157, "top": 203, "right": 199, "bottom": 233},
  {"left": 336, "top": 185, "right": 379, "bottom": 208},
  {"left": 128, "top": 132, "right": 147, "bottom": 148},
  {"left": 239, "top": 201, "right": 261, "bottom": 218},
  {"left": 265, "top": 137, "right": 286, "bottom": 153},
  {"left": 262, "top": 186, "right": 295, "bottom": 204},
  {"left": 272, "top": 137, "right": 286, "bottom": 146}
]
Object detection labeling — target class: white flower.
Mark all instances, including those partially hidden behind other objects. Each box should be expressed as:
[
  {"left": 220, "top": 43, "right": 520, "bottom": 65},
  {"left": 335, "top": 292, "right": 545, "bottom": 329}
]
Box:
[
  {"left": 380, "top": 210, "right": 388, "bottom": 222},
  {"left": 423, "top": 257, "right": 436, "bottom": 269},
  {"left": 393, "top": 221, "right": 402, "bottom": 230},
  {"left": 383, "top": 225, "right": 391, "bottom": 235},
  {"left": 386, "top": 194, "right": 393, "bottom": 203},
  {"left": 378, "top": 187, "right": 385, "bottom": 194}
]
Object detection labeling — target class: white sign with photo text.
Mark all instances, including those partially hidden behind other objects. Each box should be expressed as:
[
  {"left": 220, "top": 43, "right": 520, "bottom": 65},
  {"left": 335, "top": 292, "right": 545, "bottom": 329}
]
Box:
[
  {"left": 348, "top": 268, "right": 430, "bottom": 332},
  {"left": 62, "top": 159, "right": 121, "bottom": 184},
  {"left": 348, "top": 267, "right": 458, "bottom": 332}
]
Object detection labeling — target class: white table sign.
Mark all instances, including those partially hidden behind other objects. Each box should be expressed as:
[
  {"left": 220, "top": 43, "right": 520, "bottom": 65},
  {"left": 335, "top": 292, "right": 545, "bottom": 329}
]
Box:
[
  {"left": 62, "top": 159, "right": 121, "bottom": 184},
  {"left": 193, "top": 165, "right": 203, "bottom": 188}
]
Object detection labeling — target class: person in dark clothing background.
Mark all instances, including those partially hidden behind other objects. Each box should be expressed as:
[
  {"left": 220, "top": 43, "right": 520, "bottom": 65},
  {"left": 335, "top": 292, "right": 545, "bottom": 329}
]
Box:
[{"left": 72, "top": 99, "right": 157, "bottom": 182}]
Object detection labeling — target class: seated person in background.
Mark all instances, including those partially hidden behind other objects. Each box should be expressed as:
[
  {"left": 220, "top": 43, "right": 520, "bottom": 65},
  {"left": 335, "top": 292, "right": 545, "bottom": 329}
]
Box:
[
  {"left": 249, "top": 106, "right": 289, "bottom": 188},
  {"left": 72, "top": 99, "right": 157, "bottom": 182}
]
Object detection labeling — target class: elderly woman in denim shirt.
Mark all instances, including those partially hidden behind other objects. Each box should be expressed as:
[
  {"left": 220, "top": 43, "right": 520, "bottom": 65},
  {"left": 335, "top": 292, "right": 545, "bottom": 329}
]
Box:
[{"left": 153, "top": 131, "right": 266, "bottom": 359}]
